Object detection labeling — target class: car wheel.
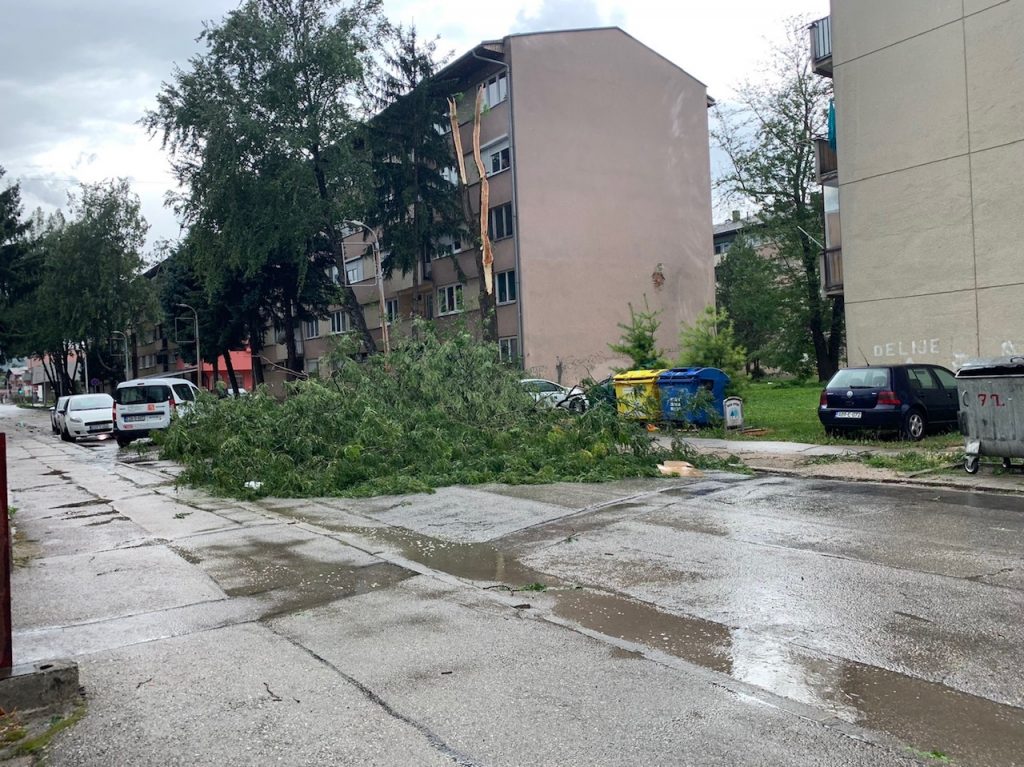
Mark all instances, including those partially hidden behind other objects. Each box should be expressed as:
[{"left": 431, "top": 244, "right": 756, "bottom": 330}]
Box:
[
  {"left": 1002, "top": 457, "right": 1013, "bottom": 470},
  {"left": 115, "top": 434, "right": 132, "bottom": 449},
  {"left": 567, "top": 397, "right": 587, "bottom": 414},
  {"left": 60, "top": 427, "right": 73, "bottom": 443},
  {"left": 964, "top": 455, "right": 980, "bottom": 474},
  {"left": 901, "top": 410, "right": 926, "bottom": 441}
]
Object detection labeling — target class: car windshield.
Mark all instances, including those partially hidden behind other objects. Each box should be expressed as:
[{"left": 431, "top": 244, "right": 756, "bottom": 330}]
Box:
[
  {"left": 828, "top": 368, "right": 890, "bottom": 389},
  {"left": 116, "top": 385, "right": 172, "bottom": 405},
  {"left": 69, "top": 395, "right": 113, "bottom": 410},
  {"left": 172, "top": 383, "right": 196, "bottom": 402}
]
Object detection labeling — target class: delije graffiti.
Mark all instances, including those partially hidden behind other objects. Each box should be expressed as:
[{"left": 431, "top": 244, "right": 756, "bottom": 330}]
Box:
[{"left": 872, "top": 339, "right": 940, "bottom": 358}]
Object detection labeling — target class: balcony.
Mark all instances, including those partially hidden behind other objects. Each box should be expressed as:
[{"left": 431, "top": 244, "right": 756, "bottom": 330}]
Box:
[
  {"left": 810, "top": 16, "right": 832, "bottom": 77},
  {"left": 822, "top": 247, "right": 843, "bottom": 297},
  {"left": 814, "top": 137, "right": 838, "bottom": 183}
]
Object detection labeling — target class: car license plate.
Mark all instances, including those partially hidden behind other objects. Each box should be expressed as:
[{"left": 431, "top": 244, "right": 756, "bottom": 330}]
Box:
[
  {"left": 88, "top": 425, "right": 108, "bottom": 432},
  {"left": 835, "top": 411, "right": 862, "bottom": 419},
  {"left": 124, "top": 414, "right": 147, "bottom": 422}
]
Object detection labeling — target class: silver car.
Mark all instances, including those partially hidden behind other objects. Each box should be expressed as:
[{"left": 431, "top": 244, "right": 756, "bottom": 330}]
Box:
[
  {"left": 520, "top": 378, "right": 589, "bottom": 413},
  {"left": 50, "top": 395, "right": 70, "bottom": 433},
  {"left": 61, "top": 393, "right": 115, "bottom": 441}
]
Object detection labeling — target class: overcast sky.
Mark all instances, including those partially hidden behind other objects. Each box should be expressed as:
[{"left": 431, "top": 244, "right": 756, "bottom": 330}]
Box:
[{"left": 0, "top": 0, "right": 827, "bottom": 251}]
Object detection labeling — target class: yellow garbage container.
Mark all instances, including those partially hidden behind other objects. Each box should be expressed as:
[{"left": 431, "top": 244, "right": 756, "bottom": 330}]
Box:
[{"left": 613, "top": 369, "right": 666, "bottom": 419}]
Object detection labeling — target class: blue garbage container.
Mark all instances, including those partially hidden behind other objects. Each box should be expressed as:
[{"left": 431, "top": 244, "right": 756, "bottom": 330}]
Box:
[{"left": 657, "top": 368, "right": 731, "bottom": 425}]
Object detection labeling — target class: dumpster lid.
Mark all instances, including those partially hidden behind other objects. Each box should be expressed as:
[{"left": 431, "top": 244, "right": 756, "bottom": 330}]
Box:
[
  {"left": 955, "top": 356, "right": 1024, "bottom": 378},
  {"left": 613, "top": 369, "right": 666, "bottom": 382},
  {"left": 658, "top": 367, "right": 730, "bottom": 383}
]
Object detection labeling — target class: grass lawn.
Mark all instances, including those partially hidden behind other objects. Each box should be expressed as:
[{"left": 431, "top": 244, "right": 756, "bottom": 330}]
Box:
[{"left": 693, "top": 380, "right": 962, "bottom": 450}]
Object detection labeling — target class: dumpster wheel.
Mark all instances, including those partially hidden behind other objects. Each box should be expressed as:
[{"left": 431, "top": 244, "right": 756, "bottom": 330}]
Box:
[{"left": 964, "top": 455, "right": 980, "bottom": 474}]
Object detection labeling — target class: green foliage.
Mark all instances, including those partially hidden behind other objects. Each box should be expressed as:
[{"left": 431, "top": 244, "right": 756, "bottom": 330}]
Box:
[
  {"left": 364, "top": 25, "right": 463, "bottom": 280},
  {"left": 145, "top": 0, "right": 388, "bottom": 362},
  {"left": 712, "top": 19, "right": 843, "bottom": 380},
  {"left": 157, "top": 322, "right": 719, "bottom": 497},
  {"left": 677, "top": 306, "right": 746, "bottom": 382},
  {"left": 862, "top": 451, "right": 954, "bottom": 473},
  {"left": 609, "top": 301, "right": 667, "bottom": 371}
]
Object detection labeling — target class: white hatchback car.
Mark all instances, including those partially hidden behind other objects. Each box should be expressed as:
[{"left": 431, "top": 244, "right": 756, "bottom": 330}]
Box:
[
  {"left": 113, "top": 378, "right": 202, "bottom": 447},
  {"left": 520, "top": 379, "right": 589, "bottom": 413},
  {"left": 50, "top": 395, "right": 70, "bottom": 433},
  {"left": 61, "top": 393, "right": 115, "bottom": 441}
]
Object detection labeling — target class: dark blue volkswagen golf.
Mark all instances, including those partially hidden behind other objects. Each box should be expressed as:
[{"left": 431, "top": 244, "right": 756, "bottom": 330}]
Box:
[{"left": 818, "top": 364, "right": 960, "bottom": 440}]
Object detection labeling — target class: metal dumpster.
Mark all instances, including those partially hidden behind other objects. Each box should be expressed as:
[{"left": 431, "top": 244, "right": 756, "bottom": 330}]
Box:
[
  {"left": 656, "top": 368, "right": 731, "bottom": 425},
  {"left": 613, "top": 369, "right": 665, "bottom": 420},
  {"left": 955, "top": 356, "right": 1024, "bottom": 473}
]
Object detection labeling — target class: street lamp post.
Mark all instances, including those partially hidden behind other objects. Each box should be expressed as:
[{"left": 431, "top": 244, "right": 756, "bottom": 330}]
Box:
[
  {"left": 176, "top": 303, "right": 201, "bottom": 388},
  {"left": 343, "top": 220, "right": 390, "bottom": 355},
  {"left": 111, "top": 330, "right": 131, "bottom": 380}
]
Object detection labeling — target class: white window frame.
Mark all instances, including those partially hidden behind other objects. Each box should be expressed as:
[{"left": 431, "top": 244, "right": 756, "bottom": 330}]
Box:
[
  {"left": 488, "top": 203, "right": 514, "bottom": 241},
  {"left": 484, "top": 137, "right": 511, "bottom": 176},
  {"left": 437, "top": 283, "right": 464, "bottom": 316},
  {"left": 330, "top": 310, "right": 350, "bottom": 334},
  {"left": 305, "top": 358, "right": 320, "bottom": 377},
  {"left": 385, "top": 298, "right": 399, "bottom": 323},
  {"left": 440, "top": 166, "right": 459, "bottom": 185},
  {"left": 345, "top": 257, "right": 365, "bottom": 285},
  {"left": 305, "top": 319, "right": 320, "bottom": 339},
  {"left": 435, "top": 233, "right": 464, "bottom": 258},
  {"left": 499, "top": 336, "right": 519, "bottom": 363},
  {"left": 496, "top": 269, "right": 517, "bottom": 305},
  {"left": 483, "top": 71, "right": 508, "bottom": 108}
]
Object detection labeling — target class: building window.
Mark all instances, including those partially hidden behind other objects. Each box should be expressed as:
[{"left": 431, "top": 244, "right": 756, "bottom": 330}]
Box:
[
  {"left": 499, "top": 336, "right": 519, "bottom": 363},
  {"left": 496, "top": 269, "right": 517, "bottom": 305},
  {"left": 485, "top": 138, "right": 511, "bottom": 176},
  {"left": 437, "top": 284, "right": 464, "bottom": 316},
  {"left": 488, "top": 203, "right": 514, "bottom": 241},
  {"left": 305, "top": 319, "right": 320, "bottom": 339},
  {"left": 326, "top": 265, "right": 340, "bottom": 284},
  {"left": 386, "top": 298, "right": 399, "bottom": 323},
  {"left": 484, "top": 71, "right": 508, "bottom": 108},
  {"left": 306, "top": 358, "right": 320, "bottom": 377},
  {"left": 345, "top": 258, "right": 364, "bottom": 285},
  {"left": 440, "top": 166, "right": 459, "bottom": 185},
  {"left": 435, "top": 233, "right": 464, "bottom": 257},
  {"left": 330, "top": 310, "right": 350, "bottom": 334}
]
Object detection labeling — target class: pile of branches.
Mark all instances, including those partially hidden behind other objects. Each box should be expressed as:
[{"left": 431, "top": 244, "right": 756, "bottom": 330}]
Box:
[{"left": 158, "top": 324, "right": 722, "bottom": 497}]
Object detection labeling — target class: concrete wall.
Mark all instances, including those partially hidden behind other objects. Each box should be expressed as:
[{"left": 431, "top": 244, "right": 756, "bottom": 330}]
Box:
[
  {"left": 833, "top": 0, "right": 1024, "bottom": 368},
  {"left": 508, "top": 29, "right": 714, "bottom": 381}
]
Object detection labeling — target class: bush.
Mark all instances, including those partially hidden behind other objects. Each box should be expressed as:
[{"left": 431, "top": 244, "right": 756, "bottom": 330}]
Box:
[{"left": 157, "top": 322, "right": 722, "bottom": 497}]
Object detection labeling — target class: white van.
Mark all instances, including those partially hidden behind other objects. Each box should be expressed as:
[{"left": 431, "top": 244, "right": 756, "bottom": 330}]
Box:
[{"left": 113, "top": 378, "right": 202, "bottom": 447}]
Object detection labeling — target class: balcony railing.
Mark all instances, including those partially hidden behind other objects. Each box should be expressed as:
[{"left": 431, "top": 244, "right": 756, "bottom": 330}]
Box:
[
  {"left": 822, "top": 247, "right": 843, "bottom": 297},
  {"left": 810, "top": 16, "right": 833, "bottom": 77},
  {"left": 814, "top": 137, "right": 838, "bottom": 182}
]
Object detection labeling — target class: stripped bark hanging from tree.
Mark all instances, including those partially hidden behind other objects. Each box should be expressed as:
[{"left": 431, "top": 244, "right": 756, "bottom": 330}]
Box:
[
  {"left": 472, "top": 85, "right": 494, "bottom": 296},
  {"left": 448, "top": 97, "right": 467, "bottom": 185}
]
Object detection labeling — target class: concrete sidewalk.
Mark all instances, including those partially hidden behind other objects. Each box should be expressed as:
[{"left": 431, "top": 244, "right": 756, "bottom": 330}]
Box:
[{"left": 670, "top": 436, "right": 1024, "bottom": 496}]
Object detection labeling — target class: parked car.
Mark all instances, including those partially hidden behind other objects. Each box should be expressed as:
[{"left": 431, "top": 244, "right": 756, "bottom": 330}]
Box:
[
  {"left": 520, "top": 379, "right": 589, "bottom": 413},
  {"left": 818, "top": 364, "right": 959, "bottom": 440},
  {"left": 50, "top": 395, "right": 70, "bottom": 433},
  {"left": 60, "top": 394, "right": 115, "bottom": 441},
  {"left": 113, "top": 377, "right": 202, "bottom": 447}
]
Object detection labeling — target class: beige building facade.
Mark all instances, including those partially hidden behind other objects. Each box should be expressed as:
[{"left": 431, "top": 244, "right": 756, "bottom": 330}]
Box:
[
  {"left": 298, "top": 27, "right": 715, "bottom": 386},
  {"left": 812, "top": 1, "right": 1024, "bottom": 369}
]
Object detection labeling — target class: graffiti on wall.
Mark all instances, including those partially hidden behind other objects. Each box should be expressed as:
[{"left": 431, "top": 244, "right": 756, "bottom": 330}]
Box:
[{"left": 871, "top": 339, "right": 940, "bottom": 358}]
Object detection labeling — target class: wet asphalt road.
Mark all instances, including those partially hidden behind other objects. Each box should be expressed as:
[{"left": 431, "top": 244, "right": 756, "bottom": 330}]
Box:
[{"left": 5, "top": 406, "right": 1024, "bottom": 766}]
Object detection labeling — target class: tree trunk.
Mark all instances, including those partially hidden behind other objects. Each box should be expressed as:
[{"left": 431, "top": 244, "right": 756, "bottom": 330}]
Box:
[
  {"left": 283, "top": 301, "right": 300, "bottom": 381},
  {"left": 248, "top": 315, "right": 265, "bottom": 386},
  {"left": 223, "top": 349, "right": 241, "bottom": 395},
  {"left": 309, "top": 144, "right": 377, "bottom": 354}
]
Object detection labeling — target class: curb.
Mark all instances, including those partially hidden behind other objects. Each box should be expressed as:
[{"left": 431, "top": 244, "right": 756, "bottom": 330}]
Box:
[{"left": 0, "top": 660, "right": 79, "bottom": 714}]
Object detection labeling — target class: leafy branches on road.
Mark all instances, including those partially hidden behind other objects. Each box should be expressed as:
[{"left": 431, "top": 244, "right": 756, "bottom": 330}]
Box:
[{"left": 158, "top": 322, "right": 716, "bottom": 497}]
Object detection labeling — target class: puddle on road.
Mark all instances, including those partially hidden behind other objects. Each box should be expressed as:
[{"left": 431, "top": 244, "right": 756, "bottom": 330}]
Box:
[{"left": 326, "top": 520, "right": 1024, "bottom": 767}]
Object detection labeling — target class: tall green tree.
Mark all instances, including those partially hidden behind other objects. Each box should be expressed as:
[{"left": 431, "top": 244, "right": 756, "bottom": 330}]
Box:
[
  {"left": 0, "top": 168, "right": 33, "bottom": 362},
  {"left": 145, "top": 0, "right": 387, "bottom": 371},
  {"left": 9, "top": 180, "right": 153, "bottom": 394},
  {"left": 712, "top": 19, "right": 843, "bottom": 380},
  {"left": 363, "top": 26, "right": 463, "bottom": 284},
  {"left": 715, "top": 236, "right": 787, "bottom": 376}
]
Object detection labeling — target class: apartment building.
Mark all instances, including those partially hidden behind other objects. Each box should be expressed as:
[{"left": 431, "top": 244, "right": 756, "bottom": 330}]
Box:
[
  {"left": 810, "top": 1, "right": 1024, "bottom": 368},
  {"left": 296, "top": 27, "right": 715, "bottom": 385}
]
